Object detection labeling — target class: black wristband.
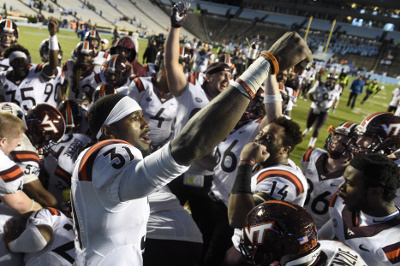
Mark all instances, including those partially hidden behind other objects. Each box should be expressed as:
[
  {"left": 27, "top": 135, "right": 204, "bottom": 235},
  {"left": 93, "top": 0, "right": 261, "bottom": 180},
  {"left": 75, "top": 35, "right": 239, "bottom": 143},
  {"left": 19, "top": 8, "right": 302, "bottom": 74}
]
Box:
[{"left": 231, "top": 164, "right": 253, "bottom": 194}]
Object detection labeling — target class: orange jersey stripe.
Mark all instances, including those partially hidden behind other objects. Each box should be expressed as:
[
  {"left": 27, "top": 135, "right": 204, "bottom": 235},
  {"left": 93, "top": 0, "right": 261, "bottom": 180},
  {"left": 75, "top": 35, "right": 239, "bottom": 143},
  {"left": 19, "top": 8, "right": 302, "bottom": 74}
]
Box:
[
  {"left": 78, "top": 139, "right": 132, "bottom": 182},
  {"left": 10, "top": 151, "right": 40, "bottom": 164},
  {"left": 134, "top": 77, "right": 145, "bottom": 92},
  {"left": 35, "top": 63, "right": 43, "bottom": 73},
  {"left": 329, "top": 191, "right": 339, "bottom": 207},
  {"left": 384, "top": 242, "right": 400, "bottom": 264},
  {"left": 257, "top": 170, "right": 304, "bottom": 195},
  {"left": 188, "top": 74, "right": 196, "bottom": 85},
  {"left": 0, "top": 165, "right": 24, "bottom": 183},
  {"left": 55, "top": 166, "right": 72, "bottom": 185},
  {"left": 45, "top": 207, "right": 61, "bottom": 216},
  {"left": 302, "top": 148, "right": 314, "bottom": 162},
  {"left": 94, "top": 73, "right": 102, "bottom": 84}
]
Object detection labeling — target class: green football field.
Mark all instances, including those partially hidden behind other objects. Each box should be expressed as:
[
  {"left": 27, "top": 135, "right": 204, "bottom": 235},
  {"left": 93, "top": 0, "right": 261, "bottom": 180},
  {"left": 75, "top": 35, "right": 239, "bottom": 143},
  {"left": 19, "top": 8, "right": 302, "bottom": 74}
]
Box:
[{"left": 17, "top": 24, "right": 398, "bottom": 166}]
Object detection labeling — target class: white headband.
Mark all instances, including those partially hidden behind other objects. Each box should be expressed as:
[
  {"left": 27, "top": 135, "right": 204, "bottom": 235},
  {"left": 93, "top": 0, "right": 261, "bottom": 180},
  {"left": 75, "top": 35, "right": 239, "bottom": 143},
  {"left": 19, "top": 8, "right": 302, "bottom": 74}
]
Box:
[
  {"left": 96, "top": 96, "right": 141, "bottom": 139},
  {"left": 9, "top": 51, "right": 27, "bottom": 62}
]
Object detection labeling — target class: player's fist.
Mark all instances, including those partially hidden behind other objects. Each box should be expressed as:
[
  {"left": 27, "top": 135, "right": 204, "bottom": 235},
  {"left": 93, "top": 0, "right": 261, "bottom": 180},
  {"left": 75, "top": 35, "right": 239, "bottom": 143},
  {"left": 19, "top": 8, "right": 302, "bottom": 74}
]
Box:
[
  {"left": 268, "top": 31, "right": 312, "bottom": 73},
  {"left": 48, "top": 17, "right": 59, "bottom": 36},
  {"left": 171, "top": 2, "right": 190, "bottom": 28}
]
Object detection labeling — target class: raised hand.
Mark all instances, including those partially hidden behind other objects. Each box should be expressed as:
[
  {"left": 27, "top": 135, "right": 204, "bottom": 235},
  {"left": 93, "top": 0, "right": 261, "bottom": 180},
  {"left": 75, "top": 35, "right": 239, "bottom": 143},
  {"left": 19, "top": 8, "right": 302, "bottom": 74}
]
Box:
[
  {"left": 48, "top": 17, "right": 59, "bottom": 36},
  {"left": 267, "top": 31, "right": 312, "bottom": 73},
  {"left": 171, "top": 2, "right": 190, "bottom": 28}
]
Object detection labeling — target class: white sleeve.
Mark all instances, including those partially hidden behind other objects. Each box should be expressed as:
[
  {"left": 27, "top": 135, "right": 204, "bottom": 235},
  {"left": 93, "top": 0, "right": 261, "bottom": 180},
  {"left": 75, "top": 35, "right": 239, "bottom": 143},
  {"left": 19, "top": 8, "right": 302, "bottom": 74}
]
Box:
[
  {"left": 118, "top": 143, "right": 189, "bottom": 201},
  {"left": 308, "top": 81, "right": 319, "bottom": 94},
  {"left": 318, "top": 218, "right": 335, "bottom": 239}
]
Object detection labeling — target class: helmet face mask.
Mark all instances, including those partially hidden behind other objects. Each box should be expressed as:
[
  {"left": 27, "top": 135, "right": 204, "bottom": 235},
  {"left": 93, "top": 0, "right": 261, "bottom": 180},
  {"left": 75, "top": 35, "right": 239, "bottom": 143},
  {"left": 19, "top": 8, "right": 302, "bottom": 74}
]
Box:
[
  {"left": 75, "top": 41, "right": 95, "bottom": 68},
  {"left": 324, "top": 122, "right": 358, "bottom": 159},
  {"left": 105, "top": 55, "right": 131, "bottom": 87},
  {"left": 40, "top": 38, "right": 63, "bottom": 63},
  {"left": 353, "top": 112, "right": 400, "bottom": 156},
  {"left": 58, "top": 100, "right": 82, "bottom": 133},
  {"left": 84, "top": 30, "right": 101, "bottom": 50},
  {"left": 239, "top": 201, "right": 319, "bottom": 266},
  {"left": 0, "top": 19, "right": 18, "bottom": 48},
  {"left": 25, "top": 104, "right": 66, "bottom": 149}
]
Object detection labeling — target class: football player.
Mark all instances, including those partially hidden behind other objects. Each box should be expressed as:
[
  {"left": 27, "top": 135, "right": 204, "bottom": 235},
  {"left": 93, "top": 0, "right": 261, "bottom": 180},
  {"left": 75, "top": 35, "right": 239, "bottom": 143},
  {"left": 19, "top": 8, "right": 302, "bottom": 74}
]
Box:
[
  {"left": 84, "top": 29, "right": 110, "bottom": 73},
  {"left": 42, "top": 100, "right": 91, "bottom": 206},
  {"left": 320, "top": 153, "right": 400, "bottom": 265},
  {"left": 117, "top": 58, "right": 178, "bottom": 151},
  {"left": 1, "top": 102, "right": 58, "bottom": 208},
  {"left": 0, "top": 110, "right": 42, "bottom": 214},
  {"left": 63, "top": 41, "right": 105, "bottom": 103},
  {"left": 192, "top": 41, "right": 215, "bottom": 75},
  {"left": 69, "top": 2, "right": 312, "bottom": 264},
  {"left": 301, "top": 121, "right": 358, "bottom": 229},
  {"left": 0, "top": 18, "right": 61, "bottom": 111},
  {"left": 4, "top": 207, "right": 75, "bottom": 265},
  {"left": 110, "top": 36, "right": 146, "bottom": 77},
  {"left": 0, "top": 18, "right": 19, "bottom": 72},
  {"left": 302, "top": 73, "right": 342, "bottom": 149},
  {"left": 240, "top": 201, "right": 367, "bottom": 265}
]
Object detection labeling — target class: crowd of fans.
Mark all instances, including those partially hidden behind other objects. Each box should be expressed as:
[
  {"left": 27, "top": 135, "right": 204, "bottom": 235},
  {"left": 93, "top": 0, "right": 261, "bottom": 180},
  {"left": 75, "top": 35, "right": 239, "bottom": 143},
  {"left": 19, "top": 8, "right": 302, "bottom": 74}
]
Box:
[{"left": 0, "top": 2, "right": 400, "bottom": 266}]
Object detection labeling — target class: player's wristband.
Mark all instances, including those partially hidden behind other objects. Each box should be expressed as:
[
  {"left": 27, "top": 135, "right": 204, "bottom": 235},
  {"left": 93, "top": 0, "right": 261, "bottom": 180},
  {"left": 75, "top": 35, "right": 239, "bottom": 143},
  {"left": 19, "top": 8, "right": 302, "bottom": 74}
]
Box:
[
  {"left": 239, "top": 158, "right": 256, "bottom": 166},
  {"left": 264, "top": 94, "right": 283, "bottom": 103},
  {"left": 232, "top": 56, "right": 272, "bottom": 99},
  {"left": 260, "top": 51, "right": 279, "bottom": 75},
  {"left": 231, "top": 164, "right": 253, "bottom": 194},
  {"left": 49, "top": 35, "right": 59, "bottom": 51}
]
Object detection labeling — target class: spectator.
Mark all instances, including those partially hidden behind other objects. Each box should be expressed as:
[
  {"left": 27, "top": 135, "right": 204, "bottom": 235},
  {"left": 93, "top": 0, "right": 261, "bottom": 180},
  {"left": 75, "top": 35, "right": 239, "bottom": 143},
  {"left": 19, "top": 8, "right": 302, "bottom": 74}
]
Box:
[
  {"left": 142, "top": 39, "right": 158, "bottom": 64},
  {"left": 346, "top": 74, "right": 365, "bottom": 109}
]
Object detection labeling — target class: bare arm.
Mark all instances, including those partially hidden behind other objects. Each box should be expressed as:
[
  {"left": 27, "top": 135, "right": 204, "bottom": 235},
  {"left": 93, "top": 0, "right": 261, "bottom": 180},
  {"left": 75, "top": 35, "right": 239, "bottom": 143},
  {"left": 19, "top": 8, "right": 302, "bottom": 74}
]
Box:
[
  {"left": 164, "top": 3, "right": 190, "bottom": 97},
  {"left": 1, "top": 191, "right": 42, "bottom": 215},
  {"left": 259, "top": 74, "right": 282, "bottom": 129},
  {"left": 42, "top": 17, "right": 59, "bottom": 79},
  {"left": 228, "top": 142, "right": 269, "bottom": 228},
  {"left": 23, "top": 179, "right": 58, "bottom": 208}
]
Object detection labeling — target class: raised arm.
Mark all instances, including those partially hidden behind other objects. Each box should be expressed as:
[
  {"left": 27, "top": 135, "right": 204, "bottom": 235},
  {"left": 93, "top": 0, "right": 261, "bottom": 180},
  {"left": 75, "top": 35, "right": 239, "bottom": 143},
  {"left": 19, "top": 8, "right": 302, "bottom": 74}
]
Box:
[
  {"left": 169, "top": 5, "right": 312, "bottom": 166},
  {"left": 42, "top": 17, "right": 59, "bottom": 79},
  {"left": 259, "top": 74, "right": 282, "bottom": 129},
  {"left": 164, "top": 2, "right": 190, "bottom": 97}
]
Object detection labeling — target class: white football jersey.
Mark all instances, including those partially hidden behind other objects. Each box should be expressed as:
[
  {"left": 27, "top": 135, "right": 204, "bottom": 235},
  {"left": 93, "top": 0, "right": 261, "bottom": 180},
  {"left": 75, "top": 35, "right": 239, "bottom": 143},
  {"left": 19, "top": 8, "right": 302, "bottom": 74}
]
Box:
[
  {"left": 0, "top": 149, "right": 24, "bottom": 197},
  {"left": 10, "top": 134, "right": 40, "bottom": 184},
  {"left": 117, "top": 77, "right": 178, "bottom": 149},
  {"left": 43, "top": 133, "right": 91, "bottom": 205},
  {"left": 0, "top": 204, "right": 24, "bottom": 266},
  {"left": 62, "top": 60, "right": 105, "bottom": 102},
  {"left": 212, "top": 118, "right": 262, "bottom": 206},
  {"left": 309, "top": 81, "right": 341, "bottom": 112},
  {"left": 193, "top": 51, "right": 214, "bottom": 74},
  {"left": 147, "top": 186, "right": 203, "bottom": 243},
  {"left": 390, "top": 88, "right": 400, "bottom": 107},
  {"left": 279, "top": 83, "right": 296, "bottom": 111},
  {"left": 318, "top": 240, "right": 367, "bottom": 265},
  {"left": 232, "top": 160, "right": 308, "bottom": 250},
  {"left": 172, "top": 78, "right": 209, "bottom": 139},
  {"left": 24, "top": 207, "right": 75, "bottom": 265},
  {"left": 329, "top": 201, "right": 400, "bottom": 265},
  {"left": 0, "top": 64, "right": 63, "bottom": 111},
  {"left": 0, "top": 58, "right": 10, "bottom": 72},
  {"left": 301, "top": 148, "right": 344, "bottom": 229},
  {"left": 92, "top": 51, "right": 110, "bottom": 74}
]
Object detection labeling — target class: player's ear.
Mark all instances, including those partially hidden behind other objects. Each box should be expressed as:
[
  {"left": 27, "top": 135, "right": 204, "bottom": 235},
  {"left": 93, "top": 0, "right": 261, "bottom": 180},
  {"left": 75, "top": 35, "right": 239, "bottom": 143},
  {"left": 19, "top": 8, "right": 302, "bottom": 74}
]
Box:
[
  {"left": 102, "top": 125, "right": 115, "bottom": 139},
  {"left": 282, "top": 145, "right": 292, "bottom": 154}
]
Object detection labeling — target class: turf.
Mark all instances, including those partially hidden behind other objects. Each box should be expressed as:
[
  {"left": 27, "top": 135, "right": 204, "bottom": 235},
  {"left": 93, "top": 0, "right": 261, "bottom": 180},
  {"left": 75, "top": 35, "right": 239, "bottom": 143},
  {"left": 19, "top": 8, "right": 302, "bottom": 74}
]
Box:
[{"left": 18, "top": 24, "right": 397, "bottom": 166}]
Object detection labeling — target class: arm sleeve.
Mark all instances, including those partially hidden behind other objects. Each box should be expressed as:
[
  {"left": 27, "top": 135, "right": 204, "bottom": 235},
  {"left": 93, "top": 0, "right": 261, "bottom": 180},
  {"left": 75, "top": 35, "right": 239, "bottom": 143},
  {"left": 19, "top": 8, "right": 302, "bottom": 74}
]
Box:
[
  {"left": 8, "top": 224, "right": 48, "bottom": 253},
  {"left": 118, "top": 143, "right": 189, "bottom": 201}
]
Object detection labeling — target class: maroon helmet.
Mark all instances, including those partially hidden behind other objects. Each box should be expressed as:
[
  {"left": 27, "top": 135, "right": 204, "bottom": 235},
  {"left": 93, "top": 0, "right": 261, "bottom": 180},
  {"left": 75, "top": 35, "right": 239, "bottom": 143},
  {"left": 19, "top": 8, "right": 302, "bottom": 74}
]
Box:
[
  {"left": 354, "top": 111, "right": 400, "bottom": 155},
  {"left": 26, "top": 104, "right": 66, "bottom": 149},
  {"left": 84, "top": 29, "right": 101, "bottom": 50},
  {"left": 92, "top": 83, "right": 116, "bottom": 103},
  {"left": 324, "top": 121, "right": 358, "bottom": 159},
  {"left": 73, "top": 41, "right": 95, "bottom": 68},
  {"left": 58, "top": 100, "right": 82, "bottom": 132},
  {"left": 0, "top": 19, "right": 18, "bottom": 48},
  {"left": 105, "top": 54, "right": 132, "bottom": 87},
  {"left": 239, "top": 201, "right": 319, "bottom": 266},
  {"left": 39, "top": 38, "right": 63, "bottom": 63}
]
